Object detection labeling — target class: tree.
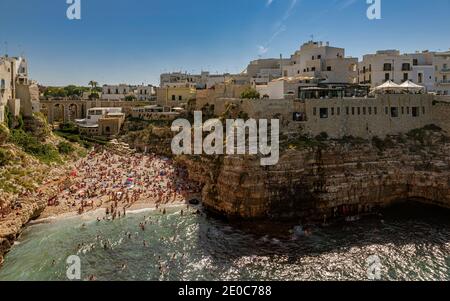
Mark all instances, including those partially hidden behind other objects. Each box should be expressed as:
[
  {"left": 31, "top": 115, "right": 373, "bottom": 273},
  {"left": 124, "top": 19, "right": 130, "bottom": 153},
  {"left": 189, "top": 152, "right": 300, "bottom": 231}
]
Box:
[
  {"left": 240, "top": 87, "right": 260, "bottom": 99},
  {"left": 88, "top": 81, "right": 99, "bottom": 93},
  {"left": 125, "top": 95, "right": 137, "bottom": 102}
]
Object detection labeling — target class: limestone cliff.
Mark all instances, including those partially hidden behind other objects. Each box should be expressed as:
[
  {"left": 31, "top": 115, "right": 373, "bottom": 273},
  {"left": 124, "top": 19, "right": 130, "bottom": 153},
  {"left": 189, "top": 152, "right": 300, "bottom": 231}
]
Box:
[{"left": 180, "top": 127, "right": 450, "bottom": 221}]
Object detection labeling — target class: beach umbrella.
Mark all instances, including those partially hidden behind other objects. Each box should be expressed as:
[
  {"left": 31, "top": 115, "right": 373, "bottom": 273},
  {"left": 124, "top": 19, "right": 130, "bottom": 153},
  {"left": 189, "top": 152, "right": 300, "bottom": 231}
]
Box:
[{"left": 399, "top": 80, "right": 425, "bottom": 92}]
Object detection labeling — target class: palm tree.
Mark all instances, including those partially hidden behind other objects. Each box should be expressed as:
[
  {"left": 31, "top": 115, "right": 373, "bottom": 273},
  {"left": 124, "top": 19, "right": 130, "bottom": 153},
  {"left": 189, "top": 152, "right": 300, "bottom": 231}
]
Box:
[{"left": 88, "top": 81, "right": 98, "bottom": 93}]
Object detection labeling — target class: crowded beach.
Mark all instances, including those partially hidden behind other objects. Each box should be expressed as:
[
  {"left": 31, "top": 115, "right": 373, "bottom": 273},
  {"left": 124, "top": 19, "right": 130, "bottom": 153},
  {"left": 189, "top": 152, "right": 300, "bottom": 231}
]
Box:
[{"left": 39, "top": 147, "right": 202, "bottom": 219}]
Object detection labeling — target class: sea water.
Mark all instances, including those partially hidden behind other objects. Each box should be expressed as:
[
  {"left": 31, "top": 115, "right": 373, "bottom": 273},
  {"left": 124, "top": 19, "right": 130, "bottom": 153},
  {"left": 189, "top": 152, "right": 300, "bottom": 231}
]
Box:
[{"left": 0, "top": 202, "right": 448, "bottom": 281}]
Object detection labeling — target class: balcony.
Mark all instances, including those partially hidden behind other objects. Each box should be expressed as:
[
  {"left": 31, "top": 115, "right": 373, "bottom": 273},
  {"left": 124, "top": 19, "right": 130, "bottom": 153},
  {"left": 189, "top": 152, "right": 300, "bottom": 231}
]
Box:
[
  {"left": 438, "top": 80, "right": 450, "bottom": 85},
  {"left": 441, "top": 68, "right": 450, "bottom": 73}
]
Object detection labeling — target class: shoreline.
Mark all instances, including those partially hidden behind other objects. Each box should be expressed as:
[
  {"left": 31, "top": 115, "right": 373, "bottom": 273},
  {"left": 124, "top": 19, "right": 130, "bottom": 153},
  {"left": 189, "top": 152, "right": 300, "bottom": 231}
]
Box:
[{"left": 32, "top": 200, "right": 188, "bottom": 225}]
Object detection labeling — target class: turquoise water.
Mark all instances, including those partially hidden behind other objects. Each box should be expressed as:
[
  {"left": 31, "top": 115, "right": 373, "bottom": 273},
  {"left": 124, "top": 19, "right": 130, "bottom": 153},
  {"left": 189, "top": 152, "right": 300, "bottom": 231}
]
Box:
[{"left": 0, "top": 203, "right": 449, "bottom": 281}]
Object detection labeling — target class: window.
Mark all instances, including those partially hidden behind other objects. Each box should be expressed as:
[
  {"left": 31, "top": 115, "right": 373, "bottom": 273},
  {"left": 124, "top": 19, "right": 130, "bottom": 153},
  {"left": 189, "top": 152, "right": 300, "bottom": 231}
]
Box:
[
  {"left": 385, "top": 73, "right": 390, "bottom": 81},
  {"left": 320, "top": 108, "right": 328, "bottom": 119},
  {"left": 401, "top": 107, "right": 405, "bottom": 115},
  {"left": 368, "top": 107, "right": 372, "bottom": 115},
  {"left": 363, "top": 107, "right": 366, "bottom": 115},
  {"left": 383, "top": 63, "right": 392, "bottom": 71},
  {"left": 407, "top": 107, "right": 410, "bottom": 115},
  {"left": 357, "top": 107, "right": 361, "bottom": 115},
  {"left": 317, "top": 55, "right": 321, "bottom": 59},
  {"left": 311, "top": 67, "right": 316, "bottom": 71},
  {"left": 0, "top": 79, "right": 5, "bottom": 90},
  {"left": 337, "top": 107, "right": 341, "bottom": 116},
  {"left": 403, "top": 73, "right": 408, "bottom": 81},
  {"left": 179, "top": 96, "right": 182, "bottom": 101},
  {"left": 402, "top": 63, "right": 411, "bottom": 71},
  {"left": 116, "top": 89, "right": 119, "bottom": 94},
  {"left": 327, "top": 66, "right": 332, "bottom": 71},
  {"left": 313, "top": 107, "right": 317, "bottom": 116},
  {"left": 346, "top": 107, "right": 349, "bottom": 115},
  {"left": 172, "top": 95, "right": 176, "bottom": 101},
  {"left": 331, "top": 108, "right": 335, "bottom": 116},
  {"left": 312, "top": 56, "right": 315, "bottom": 60},
  {"left": 385, "top": 107, "right": 388, "bottom": 115},
  {"left": 413, "top": 59, "right": 418, "bottom": 66},
  {"left": 374, "top": 107, "right": 377, "bottom": 115},
  {"left": 108, "top": 89, "right": 111, "bottom": 94},
  {"left": 422, "top": 107, "right": 425, "bottom": 115},
  {"left": 391, "top": 107, "right": 399, "bottom": 118},
  {"left": 412, "top": 107, "right": 419, "bottom": 117},
  {"left": 418, "top": 73, "right": 423, "bottom": 84},
  {"left": 352, "top": 107, "right": 355, "bottom": 115}
]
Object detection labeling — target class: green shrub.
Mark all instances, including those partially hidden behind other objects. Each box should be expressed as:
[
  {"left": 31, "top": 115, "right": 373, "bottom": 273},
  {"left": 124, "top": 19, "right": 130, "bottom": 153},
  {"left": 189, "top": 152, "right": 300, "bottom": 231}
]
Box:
[
  {"left": 0, "top": 123, "right": 9, "bottom": 144},
  {"left": 240, "top": 88, "right": 260, "bottom": 99},
  {"left": 0, "top": 148, "right": 13, "bottom": 166},
  {"left": 58, "top": 141, "right": 75, "bottom": 155},
  {"left": 10, "top": 129, "right": 61, "bottom": 164},
  {"left": 58, "top": 122, "right": 80, "bottom": 134},
  {"left": 316, "top": 132, "right": 329, "bottom": 141}
]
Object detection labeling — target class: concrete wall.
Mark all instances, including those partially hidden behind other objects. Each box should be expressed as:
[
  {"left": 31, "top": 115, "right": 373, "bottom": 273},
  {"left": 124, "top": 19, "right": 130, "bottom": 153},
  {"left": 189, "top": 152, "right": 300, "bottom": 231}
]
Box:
[{"left": 7, "top": 99, "right": 21, "bottom": 117}]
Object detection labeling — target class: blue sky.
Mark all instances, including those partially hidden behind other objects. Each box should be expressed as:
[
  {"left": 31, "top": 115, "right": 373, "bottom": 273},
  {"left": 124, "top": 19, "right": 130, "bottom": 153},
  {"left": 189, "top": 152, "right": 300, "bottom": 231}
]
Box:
[{"left": 1, "top": 0, "right": 450, "bottom": 86}]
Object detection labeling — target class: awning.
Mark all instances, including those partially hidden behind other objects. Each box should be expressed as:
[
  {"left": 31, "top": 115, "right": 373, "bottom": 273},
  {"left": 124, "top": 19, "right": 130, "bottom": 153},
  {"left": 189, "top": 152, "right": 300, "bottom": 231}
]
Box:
[{"left": 399, "top": 80, "right": 425, "bottom": 91}]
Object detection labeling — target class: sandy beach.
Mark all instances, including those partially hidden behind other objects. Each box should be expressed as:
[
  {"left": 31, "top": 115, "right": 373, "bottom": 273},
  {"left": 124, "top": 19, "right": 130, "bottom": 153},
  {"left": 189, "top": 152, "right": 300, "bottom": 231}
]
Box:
[{"left": 37, "top": 148, "right": 202, "bottom": 221}]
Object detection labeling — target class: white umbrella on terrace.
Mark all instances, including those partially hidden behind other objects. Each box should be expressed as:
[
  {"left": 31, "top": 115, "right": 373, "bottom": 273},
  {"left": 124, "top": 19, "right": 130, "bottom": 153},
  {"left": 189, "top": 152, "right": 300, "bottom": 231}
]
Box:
[
  {"left": 372, "top": 80, "right": 402, "bottom": 93},
  {"left": 399, "top": 80, "right": 425, "bottom": 93}
]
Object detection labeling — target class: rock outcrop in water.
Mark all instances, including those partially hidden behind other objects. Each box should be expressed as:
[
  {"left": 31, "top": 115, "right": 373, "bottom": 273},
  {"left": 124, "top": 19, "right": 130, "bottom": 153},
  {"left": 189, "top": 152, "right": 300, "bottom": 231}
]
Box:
[{"left": 180, "top": 127, "right": 450, "bottom": 221}]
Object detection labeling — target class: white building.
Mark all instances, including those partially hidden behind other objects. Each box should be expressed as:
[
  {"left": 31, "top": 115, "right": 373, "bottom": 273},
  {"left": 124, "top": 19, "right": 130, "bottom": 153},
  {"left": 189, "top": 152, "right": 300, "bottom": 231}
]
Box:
[
  {"left": 256, "top": 76, "right": 321, "bottom": 100},
  {"left": 136, "top": 85, "right": 156, "bottom": 101},
  {"left": 434, "top": 51, "right": 450, "bottom": 95},
  {"left": 283, "top": 41, "right": 358, "bottom": 84},
  {"left": 102, "top": 84, "right": 134, "bottom": 100},
  {"left": 246, "top": 58, "right": 290, "bottom": 86},
  {"left": 359, "top": 50, "right": 435, "bottom": 91}
]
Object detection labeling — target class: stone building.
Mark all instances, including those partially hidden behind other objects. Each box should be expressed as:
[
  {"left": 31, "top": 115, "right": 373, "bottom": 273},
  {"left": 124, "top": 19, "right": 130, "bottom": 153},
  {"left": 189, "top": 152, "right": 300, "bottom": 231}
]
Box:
[
  {"left": 76, "top": 107, "right": 125, "bottom": 137},
  {"left": 156, "top": 86, "right": 196, "bottom": 108},
  {"left": 0, "top": 55, "right": 36, "bottom": 123},
  {"left": 206, "top": 92, "right": 450, "bottom": 140},
  {"left": 283, "top": 41, "right": 358, "bottom": 84},
  {"left": 101, "top": 84, "right": 134, "bottom": 100}
]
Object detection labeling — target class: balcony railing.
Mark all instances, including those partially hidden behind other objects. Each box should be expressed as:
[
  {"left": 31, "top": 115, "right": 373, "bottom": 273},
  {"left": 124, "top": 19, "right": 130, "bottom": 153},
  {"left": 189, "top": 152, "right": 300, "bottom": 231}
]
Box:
[
  {"left": 439, "top": 80, "right": 450, "bottom": 84},
  {"left": 441, "top": 68, "right": 450, "bottom": 72}
]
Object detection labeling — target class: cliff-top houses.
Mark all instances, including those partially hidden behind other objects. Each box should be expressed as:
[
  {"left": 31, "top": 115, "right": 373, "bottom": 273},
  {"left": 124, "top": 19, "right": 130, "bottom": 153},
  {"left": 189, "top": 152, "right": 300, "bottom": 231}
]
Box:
[
  {"left": 0, "top": 55, "right": 39, "bottom": 124},
  {"left": 3, "top": 40, "right": 450, "bottom": 141}
]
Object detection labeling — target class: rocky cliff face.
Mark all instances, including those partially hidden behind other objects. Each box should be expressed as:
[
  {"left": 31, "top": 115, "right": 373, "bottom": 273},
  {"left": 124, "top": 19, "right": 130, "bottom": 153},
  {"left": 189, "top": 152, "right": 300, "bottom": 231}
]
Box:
[{"left": 181, "top": 128, "right": 450, "bottom": 221}]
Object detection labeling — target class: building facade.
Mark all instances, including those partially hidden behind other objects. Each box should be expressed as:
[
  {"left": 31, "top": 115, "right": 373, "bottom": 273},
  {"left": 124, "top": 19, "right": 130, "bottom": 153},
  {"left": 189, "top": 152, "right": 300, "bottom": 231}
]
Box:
[
  {"left": 359, "top": 50, "right": 436, "bottom": 91},
  {"left": 246, "top": 58, "right": 290, "bottom": 86},
  {"left": 283, "top": 41, "right": 358, "bottom": 84},
  {"left": 0, "top": 56, "right": 35, "bottom": 123},
  {"left": 434, "top": 51, "right": 450, "bottom": 95}
]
